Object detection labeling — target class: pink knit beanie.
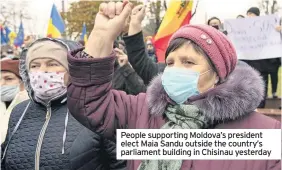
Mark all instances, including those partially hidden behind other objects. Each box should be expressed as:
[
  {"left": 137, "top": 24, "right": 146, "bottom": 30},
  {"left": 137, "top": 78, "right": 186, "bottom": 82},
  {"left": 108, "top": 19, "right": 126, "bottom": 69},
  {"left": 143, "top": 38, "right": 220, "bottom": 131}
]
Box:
[{"left": 168, "top": 24, "right": 237, "bottom": 81}]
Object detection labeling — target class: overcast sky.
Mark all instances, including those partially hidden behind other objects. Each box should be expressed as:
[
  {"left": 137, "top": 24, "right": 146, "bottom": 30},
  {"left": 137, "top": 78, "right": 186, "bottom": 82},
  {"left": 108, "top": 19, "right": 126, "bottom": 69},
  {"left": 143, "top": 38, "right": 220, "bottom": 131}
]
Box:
[{"left": 1, "top": 0, "right": 281, "bottom": 36}]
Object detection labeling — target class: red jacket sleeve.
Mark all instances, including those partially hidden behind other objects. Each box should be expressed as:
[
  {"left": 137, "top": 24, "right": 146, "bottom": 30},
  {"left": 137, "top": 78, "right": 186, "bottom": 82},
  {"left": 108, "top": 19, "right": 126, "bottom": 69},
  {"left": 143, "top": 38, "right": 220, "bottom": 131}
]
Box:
[{"left": 67, "top": 49, "right": 147, "bottom": 138}]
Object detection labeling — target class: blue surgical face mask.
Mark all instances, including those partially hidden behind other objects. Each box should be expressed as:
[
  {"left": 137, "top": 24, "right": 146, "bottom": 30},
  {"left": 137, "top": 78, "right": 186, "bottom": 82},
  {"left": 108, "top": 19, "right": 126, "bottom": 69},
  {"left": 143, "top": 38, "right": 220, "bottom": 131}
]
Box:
[
  {"left": 161, "top": 67, "right": 210, "bottom": 104},
  {"left": 1, "top": 85, "right": 20, "bottom": 102}
]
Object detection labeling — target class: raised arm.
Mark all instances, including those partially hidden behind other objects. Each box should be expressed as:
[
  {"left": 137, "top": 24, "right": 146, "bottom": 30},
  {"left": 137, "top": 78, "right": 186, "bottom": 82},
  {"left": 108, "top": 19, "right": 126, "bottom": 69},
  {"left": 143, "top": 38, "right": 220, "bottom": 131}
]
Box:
[
  {"left": 123, "top": 5, "right": 166, "bottom": 85},
  {"left": 67, "top": 1, "right": 146, "bottom": 138}
]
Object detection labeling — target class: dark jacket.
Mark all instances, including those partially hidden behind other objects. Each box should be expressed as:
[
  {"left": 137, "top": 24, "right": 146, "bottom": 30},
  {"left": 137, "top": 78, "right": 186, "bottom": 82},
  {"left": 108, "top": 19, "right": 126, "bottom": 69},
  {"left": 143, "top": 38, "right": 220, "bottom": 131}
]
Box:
[
  {"left": 71, "top": 48, "right": 146, "bottom": 95},
  {"left": 113, "top": 64, "right": 146, "bottom": 95},
  {"left": 123, "top": 32, "right": 165, "bottom": 85},
  {"left": 1, "top": 38, "right": 126, "bottom": 170},
  {"left": 67, "top": 49, "right": 280, "bottom": 170}
]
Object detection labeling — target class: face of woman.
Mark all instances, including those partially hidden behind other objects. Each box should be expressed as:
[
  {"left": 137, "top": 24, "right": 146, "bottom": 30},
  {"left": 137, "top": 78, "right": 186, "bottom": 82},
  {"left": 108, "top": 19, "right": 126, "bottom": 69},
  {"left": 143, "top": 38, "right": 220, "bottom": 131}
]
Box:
[
  {"left": 30, "top": 58, "right": 66, "bottom": 73},
  {"left": 29, "top": 58, "right": 69, "bottom": 85},
  {"left": 0, "top": 71, "right": 21, "bottom": 86},
  {"left": 165, "top": 43, "right": 218, "bottom": 93}
]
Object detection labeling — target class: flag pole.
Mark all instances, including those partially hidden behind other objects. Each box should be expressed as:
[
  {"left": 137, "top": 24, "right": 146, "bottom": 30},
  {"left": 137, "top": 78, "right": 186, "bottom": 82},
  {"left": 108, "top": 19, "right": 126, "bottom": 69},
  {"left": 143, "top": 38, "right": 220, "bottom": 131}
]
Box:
[{"left": 61, "top": 0, "right": 66, "bottom": 38}]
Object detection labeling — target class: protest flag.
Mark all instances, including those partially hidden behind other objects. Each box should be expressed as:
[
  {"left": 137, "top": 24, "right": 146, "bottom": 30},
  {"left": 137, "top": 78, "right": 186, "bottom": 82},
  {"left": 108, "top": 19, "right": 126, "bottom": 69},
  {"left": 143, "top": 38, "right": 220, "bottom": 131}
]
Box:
[
  {"left": 0, "top": 25, "right": 8, "bottom": 45},
  {"left": 47, "top": 4, "right": 65, "bottom": 38},
  {"left": 5, "top": 26, "right": 17, "bottom": 45},
  {"left": 80, "top": 23, "right": 87, "bottom": 43},
  {"left": 153, "top": 0, "right": 193, "bottom": 62},
  {"left": 14, "top": 22, "right": 24, "bottom": 47}
]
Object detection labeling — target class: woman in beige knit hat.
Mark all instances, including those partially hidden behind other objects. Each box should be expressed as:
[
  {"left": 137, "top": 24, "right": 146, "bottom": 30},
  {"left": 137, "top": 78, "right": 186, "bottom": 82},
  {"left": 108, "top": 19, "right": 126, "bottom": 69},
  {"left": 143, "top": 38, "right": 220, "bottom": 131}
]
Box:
[{"left": 1, "top": 38, "right": 126, "bottom": 170}]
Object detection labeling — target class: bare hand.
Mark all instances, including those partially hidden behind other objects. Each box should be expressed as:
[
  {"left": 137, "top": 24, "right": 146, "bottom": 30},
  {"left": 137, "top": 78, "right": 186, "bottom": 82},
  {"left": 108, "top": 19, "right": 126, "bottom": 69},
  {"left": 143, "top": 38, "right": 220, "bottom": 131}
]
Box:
[
  {"left": 85, "top": 1, "right": 133, "bottom": 58},
  {"left": 114, "top": 48, "right": 129, "bottom": 67},
  {"left": 128, "top": 5, "right": 145, "bottom": 36},
  {"left": 275, "top": 25, "right": 281, "bottom": 32},
  {"left": 131, "top": 5, "right": 146, "bottom": 25},
  {"left": 94, "top": 1, "right": 133, "bottom": 41}
]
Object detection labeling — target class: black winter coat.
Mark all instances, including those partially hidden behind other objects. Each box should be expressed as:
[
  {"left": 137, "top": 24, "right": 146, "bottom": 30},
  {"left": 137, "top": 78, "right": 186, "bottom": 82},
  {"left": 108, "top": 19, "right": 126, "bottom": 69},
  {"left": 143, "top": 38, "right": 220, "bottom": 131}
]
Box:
[
  {"left": 1, "top": 100, "right": 125, "bottom": 170},
  {"left": 113, "top": 63, "right": 146, "bottom": 95}
]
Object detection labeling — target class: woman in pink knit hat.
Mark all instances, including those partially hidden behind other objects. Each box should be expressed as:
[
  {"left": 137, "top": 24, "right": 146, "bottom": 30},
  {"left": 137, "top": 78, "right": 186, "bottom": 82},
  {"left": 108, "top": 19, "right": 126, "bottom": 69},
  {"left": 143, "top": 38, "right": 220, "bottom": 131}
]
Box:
[{"left": 67, "top": 2, "right": 280, "bottom": 170}]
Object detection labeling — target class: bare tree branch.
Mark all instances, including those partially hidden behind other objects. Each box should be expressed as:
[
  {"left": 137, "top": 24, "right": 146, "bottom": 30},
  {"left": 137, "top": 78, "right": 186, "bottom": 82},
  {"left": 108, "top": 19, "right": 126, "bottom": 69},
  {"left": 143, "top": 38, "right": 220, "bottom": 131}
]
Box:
[
  {"left": 271, "top": 0, "right": 277, "bottom": 14},
  {"left": 0, "top": 3, "right": 31, "bottom": 31},
  {"left": 258, "top": 0, "right": 280, "bottom": 15}
]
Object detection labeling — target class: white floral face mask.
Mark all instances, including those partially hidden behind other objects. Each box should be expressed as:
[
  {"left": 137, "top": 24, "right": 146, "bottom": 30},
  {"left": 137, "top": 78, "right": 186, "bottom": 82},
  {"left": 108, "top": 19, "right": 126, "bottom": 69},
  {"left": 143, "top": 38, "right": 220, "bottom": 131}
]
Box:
[{"left": 29, "top": 72, "right": 66, "bottom": 101}]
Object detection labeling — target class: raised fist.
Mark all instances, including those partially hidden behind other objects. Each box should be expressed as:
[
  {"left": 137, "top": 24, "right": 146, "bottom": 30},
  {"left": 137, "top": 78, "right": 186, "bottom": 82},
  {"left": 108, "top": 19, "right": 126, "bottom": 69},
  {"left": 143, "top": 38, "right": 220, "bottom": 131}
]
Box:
[
  {"left": 94, "top": 1, "right": 133, "bottom": 41},
  {"left": 130, "top": 5, "right": 146, "bottom": 25}
]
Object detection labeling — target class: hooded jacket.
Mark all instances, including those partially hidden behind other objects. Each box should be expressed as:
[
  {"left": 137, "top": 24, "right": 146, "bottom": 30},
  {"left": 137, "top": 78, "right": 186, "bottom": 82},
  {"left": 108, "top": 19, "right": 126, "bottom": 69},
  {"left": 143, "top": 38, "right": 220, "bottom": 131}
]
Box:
[
  {"left": 1, "top": 38, "right": 126, "bottom": 170},
  {"left": 67, "top": 49, "right": 281, "bottom": 170}
]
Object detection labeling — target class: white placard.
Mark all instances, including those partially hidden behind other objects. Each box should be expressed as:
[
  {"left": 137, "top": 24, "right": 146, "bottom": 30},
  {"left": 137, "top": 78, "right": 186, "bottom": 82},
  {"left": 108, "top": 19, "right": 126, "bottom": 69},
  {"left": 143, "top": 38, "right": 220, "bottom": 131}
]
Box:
[
  {"left": 224, "top": 15, "right": 282, "bottom": 60},
  {"left": 116, "top": 129, "right": 281, "bottom": 160}
]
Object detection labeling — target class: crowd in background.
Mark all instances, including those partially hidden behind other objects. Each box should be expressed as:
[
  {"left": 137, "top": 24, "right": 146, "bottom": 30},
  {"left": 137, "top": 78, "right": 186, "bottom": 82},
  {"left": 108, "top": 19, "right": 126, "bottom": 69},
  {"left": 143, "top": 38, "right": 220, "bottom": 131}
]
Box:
[{"left": 0, "top": 3, "right": 281, "bottom": 170}]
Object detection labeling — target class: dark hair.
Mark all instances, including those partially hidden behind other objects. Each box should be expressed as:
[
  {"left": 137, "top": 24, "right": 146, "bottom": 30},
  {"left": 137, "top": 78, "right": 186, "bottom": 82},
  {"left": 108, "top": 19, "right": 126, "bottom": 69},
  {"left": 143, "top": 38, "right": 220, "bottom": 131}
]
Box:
[
  {"left": 207, "top": 17, "right": 221, "bottom": 25},
  {"left": 247, "top": 7, "right": 260, "bottom": 16},
  {"left": 237, "top": 15, "right": 245, "bottom": 18},
  {"left": 165, "top": 38, "right": 217, "bottom": 74}
]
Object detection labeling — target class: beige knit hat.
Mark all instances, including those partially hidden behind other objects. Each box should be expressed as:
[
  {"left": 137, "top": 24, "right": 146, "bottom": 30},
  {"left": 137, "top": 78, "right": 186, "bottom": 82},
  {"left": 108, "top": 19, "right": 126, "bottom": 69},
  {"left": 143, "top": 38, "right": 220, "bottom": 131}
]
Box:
[{"left": 26, "top": 40, "right": 68, "bottom": 71}]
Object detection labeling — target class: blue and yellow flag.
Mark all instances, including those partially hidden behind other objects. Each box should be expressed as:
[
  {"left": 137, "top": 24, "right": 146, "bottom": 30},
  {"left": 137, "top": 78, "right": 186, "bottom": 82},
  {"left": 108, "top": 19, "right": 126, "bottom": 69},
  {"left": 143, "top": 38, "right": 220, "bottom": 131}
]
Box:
[
  {"left": 80, "top": 23, "right": 87, "bottom": 42},
  {"left": 14, "top": 22, "right": 24, "bottom": 47},
  {"left": 0, "top": 24, "right": 8, "bottom": 45},
  {"left": 5, "top": 26, "right": 17, "bottom": 45},
  {"left": 47, "top": 4, "right": 65, "bottom": 38}
]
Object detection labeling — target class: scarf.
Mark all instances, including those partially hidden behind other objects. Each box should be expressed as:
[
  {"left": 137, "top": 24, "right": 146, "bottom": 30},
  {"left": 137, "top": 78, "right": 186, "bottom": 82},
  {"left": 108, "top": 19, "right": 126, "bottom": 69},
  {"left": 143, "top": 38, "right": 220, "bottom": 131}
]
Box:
[{"left": 138, "top": 104, "right": 209, "bottom": 170}]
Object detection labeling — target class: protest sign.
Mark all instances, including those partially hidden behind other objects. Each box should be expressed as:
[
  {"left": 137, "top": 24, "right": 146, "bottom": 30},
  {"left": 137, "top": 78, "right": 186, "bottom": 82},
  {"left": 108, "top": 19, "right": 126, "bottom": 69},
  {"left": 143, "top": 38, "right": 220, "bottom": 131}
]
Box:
[
  {"left": 117, "top": 129, "right": 281, "bottom": 160},
  {"left": 224, "top": 15, "right": 282, "bottom": 60}
]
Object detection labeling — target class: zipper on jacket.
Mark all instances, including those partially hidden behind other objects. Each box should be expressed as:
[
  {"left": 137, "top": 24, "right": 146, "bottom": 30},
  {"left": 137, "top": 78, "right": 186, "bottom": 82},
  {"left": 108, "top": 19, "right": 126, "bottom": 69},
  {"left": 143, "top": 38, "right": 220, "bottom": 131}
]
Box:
[{"left": 35, "top": 105, "right": 52, "bottom": 170}]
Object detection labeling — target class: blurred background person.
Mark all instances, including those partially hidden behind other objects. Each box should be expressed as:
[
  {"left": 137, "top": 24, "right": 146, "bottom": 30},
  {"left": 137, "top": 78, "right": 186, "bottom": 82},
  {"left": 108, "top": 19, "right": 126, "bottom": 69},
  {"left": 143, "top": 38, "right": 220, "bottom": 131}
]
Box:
[
  {"left": 242, "top": 7, "right": 281, "bottom": 107},
  {"left": 6, "top": 49, "right": 14, "bottom": 59},
  {"left": 237, "top": 14, "right": 245, "bottom": 19},
  {"left": 207, "top": 16, "right": 228, "bottom": 35},
  {"left": 0, "top": 58, "right": 28, "bottom": 144},
  {"left": 146, "top": 40, "right": 157, "bottom": 63}
]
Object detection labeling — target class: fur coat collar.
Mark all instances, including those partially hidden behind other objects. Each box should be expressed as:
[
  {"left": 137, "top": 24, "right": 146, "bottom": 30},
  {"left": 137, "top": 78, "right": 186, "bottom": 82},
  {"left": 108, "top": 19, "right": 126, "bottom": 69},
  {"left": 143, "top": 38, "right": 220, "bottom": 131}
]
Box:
[{"left": 146, "top": 64, "right": 264, "bottom": 123}]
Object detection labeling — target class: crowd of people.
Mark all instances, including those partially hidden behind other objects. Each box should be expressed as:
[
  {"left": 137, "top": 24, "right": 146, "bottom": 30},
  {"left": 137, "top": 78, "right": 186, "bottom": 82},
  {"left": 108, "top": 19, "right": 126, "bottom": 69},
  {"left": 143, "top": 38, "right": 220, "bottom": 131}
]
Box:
[{"left": 0, "top": 2, "right": 281, "bottom": 170}]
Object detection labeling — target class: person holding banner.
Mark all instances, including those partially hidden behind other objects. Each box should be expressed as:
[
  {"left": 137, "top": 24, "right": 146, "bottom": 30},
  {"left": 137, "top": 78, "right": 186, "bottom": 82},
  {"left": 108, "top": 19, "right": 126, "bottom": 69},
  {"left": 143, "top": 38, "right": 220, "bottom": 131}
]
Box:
[
  {"left": 67, "top": 2, "right": 280, "bottom": 170},
  {"left": 237, "top": 15, "right": 245, "bottom": 19},
  {"left": 242, "top": 7, "right": 281, "bottom": 107},
  {"left": 207, "top": 17, "right": 228, "bottom": 35}
]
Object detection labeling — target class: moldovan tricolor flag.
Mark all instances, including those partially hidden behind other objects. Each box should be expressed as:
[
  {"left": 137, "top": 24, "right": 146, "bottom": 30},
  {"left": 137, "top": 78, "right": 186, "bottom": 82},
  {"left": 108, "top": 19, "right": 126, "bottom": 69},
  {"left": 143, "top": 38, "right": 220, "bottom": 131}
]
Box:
[
  {"left": 47, "top": 4, "right": 65, "bottom": 38},
  {"left": 153, "top": 0, "right": 193, "bottom": 62}
]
